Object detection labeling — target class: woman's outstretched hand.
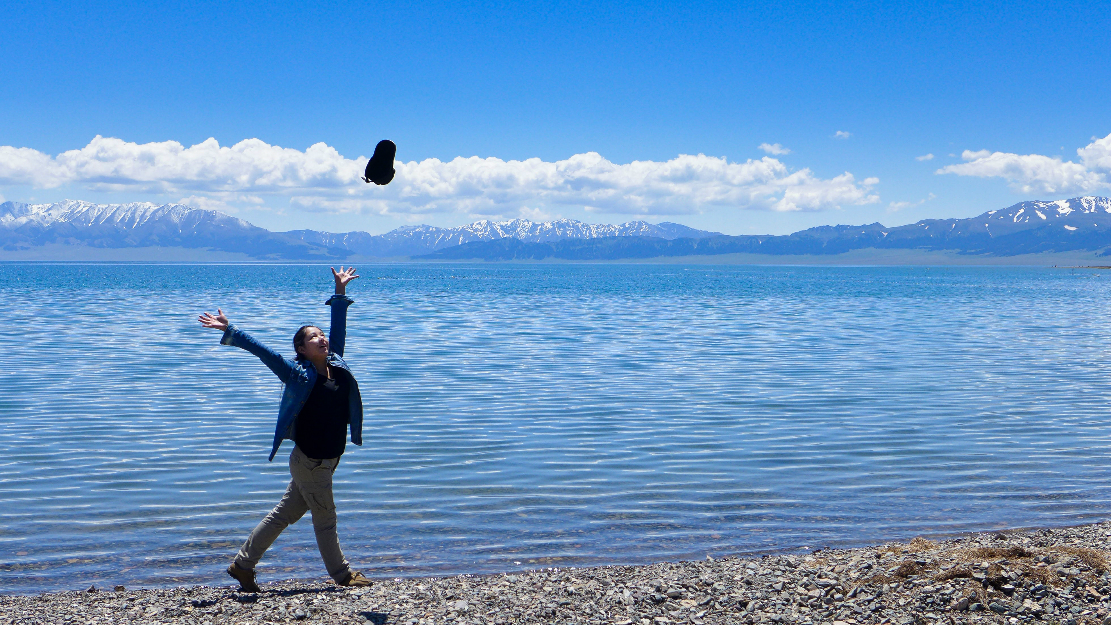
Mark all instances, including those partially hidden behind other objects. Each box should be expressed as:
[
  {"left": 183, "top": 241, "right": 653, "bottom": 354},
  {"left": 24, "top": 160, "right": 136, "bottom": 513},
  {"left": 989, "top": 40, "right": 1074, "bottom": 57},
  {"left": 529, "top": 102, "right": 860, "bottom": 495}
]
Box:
[
  {"left": 332, "top": 266, "right": 359, "bottom": 295},
  {"left": 198, "top": 308, "right": 230, "bottom": 331}
]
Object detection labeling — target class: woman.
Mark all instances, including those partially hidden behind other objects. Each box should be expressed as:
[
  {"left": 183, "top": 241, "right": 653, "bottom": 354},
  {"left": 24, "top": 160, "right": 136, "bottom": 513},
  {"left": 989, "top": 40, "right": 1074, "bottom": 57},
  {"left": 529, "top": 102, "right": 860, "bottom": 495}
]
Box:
[{"left": 198, "top": 266, "right": 372, "bottom": 591}]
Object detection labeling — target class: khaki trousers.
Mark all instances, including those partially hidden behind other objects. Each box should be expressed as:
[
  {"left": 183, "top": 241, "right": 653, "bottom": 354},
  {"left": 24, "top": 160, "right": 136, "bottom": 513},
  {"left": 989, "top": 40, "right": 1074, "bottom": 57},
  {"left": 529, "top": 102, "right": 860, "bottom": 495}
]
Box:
[{"left": 234, "top": 446, "right": 352, "bottom": 582}]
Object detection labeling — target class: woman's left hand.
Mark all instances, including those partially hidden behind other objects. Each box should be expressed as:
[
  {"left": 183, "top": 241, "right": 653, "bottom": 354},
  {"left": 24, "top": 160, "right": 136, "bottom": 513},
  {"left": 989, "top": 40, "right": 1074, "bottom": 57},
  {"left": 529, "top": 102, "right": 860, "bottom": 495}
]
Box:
[{"left": 332, "top": 266, "right": 359, "bottom": 294}]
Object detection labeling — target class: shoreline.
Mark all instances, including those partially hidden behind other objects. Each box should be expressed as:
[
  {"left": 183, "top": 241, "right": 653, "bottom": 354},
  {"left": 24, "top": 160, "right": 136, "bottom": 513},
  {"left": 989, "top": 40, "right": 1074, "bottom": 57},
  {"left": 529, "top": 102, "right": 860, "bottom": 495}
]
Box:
[
  {"left": 5, "top": 522, "right": 1111, "bottom": 624},
  {"left": 3, "top": 247, "right": 1111, "bottom": 266}
]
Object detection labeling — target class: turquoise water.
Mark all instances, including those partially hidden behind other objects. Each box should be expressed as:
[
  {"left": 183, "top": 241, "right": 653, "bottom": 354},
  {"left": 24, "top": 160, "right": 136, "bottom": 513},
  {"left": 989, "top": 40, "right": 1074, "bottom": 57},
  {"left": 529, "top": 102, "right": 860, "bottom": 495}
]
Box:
[{"left": 3, "top": 263, "right": 1111, "bottom": 593}]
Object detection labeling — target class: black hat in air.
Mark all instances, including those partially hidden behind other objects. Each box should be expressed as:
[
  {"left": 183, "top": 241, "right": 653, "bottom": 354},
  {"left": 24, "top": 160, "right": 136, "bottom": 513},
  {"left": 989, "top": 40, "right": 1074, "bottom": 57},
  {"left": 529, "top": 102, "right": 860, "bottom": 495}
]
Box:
[{"left": 363, "top": 140, "right": 396, "bottom": 185}]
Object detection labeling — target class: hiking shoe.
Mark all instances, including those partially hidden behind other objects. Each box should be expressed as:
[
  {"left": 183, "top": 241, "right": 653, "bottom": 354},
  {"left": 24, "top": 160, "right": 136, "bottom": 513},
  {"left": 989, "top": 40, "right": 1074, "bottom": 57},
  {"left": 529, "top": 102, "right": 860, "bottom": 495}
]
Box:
[
  {"left": 227, "top": 562, "right": 261, "bottom": 593},
  {"left": 339, "top": 571, "right": 372, "bottom": 587}
]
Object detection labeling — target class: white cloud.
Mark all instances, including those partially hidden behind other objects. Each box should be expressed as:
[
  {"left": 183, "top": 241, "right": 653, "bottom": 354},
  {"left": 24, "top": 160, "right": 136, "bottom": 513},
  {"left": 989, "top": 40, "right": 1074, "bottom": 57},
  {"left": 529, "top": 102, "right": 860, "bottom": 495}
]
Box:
[
  {"left": 0, "top": 136, "right": 881, "bottom": 217},
  {"left": 834, "top": 131, "right": 852, "bottom": 139},
  {"left": 177, "top": 195, "right": 233, "bottom": 212},
  {"left": 178, "top": 193, "right": 265, "bottom": 212},
  {"left": 1078, "top": 133, "right": 1111, "bottom": 172},
  {"left": 0, "top": 145, "right": 62, "bottom": 186},
  {"left": 887, "top": 193, "right": 935, "bottom": 213},
  {"left": 0, "top": 136, "right": 362, "bottom": 193},
  {"left": 758, "top": 143, "right": 791, "bottom": 156},
  {"left": 398, "top": 152, "right": 877, "bottom": 215},
  {"left": 518, "top": 206, "right": 556, "bottom": 221},
  {"left": 916, "top": 153, "right": 934, "bottom": 161},
  {"left": 290, "top": 196, "right": 394, "bottom": 215},
  {"left": 770, "top": 172, "right": 878, "bottom": 212},
  {"left": 936, "top": 133, "right": 1111, "bottom": 194}
]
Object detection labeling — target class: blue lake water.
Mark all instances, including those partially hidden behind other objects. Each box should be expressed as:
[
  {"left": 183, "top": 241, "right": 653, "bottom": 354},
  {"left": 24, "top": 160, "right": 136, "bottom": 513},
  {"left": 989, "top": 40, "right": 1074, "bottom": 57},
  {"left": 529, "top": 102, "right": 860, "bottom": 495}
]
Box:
[{"left": 3, "top": 262, "right": 1111, "bottom": 594}]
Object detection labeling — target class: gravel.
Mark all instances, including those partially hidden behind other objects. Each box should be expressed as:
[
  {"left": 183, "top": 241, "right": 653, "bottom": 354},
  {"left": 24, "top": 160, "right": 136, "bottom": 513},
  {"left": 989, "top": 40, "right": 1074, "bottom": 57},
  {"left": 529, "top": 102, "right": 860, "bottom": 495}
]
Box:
[{"left": 6, "top": 521, "right": 1111, "bottom": 624}]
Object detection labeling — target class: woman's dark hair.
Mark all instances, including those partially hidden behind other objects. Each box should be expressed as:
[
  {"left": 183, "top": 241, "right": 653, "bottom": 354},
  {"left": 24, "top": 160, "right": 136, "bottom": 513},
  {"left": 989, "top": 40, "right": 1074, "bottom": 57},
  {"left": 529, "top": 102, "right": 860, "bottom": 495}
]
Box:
[{"left": 292, "top": 325, "right": 320, "bottom": 360}]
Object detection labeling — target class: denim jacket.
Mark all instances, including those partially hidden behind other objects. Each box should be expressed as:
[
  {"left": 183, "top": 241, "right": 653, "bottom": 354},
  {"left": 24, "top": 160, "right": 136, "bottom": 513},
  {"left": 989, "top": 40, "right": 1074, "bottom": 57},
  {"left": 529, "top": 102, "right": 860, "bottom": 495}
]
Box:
[{"left": 219, "top": 294, "right": 363, "bottom": 461}]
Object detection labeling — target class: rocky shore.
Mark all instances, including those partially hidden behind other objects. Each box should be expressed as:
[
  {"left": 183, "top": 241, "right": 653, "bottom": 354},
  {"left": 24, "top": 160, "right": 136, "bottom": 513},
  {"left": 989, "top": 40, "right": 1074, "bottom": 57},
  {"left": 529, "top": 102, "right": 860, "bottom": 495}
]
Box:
[{"left": 5, "top": 522, "right": 1111, "bottom": 624}]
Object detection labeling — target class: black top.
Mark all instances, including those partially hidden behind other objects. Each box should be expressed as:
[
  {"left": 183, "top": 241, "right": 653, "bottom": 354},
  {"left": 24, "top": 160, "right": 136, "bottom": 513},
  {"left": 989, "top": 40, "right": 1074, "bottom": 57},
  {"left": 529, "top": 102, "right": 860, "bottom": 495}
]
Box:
[{"left": 293, "top": 366, "right": 352, "bottom": 459}]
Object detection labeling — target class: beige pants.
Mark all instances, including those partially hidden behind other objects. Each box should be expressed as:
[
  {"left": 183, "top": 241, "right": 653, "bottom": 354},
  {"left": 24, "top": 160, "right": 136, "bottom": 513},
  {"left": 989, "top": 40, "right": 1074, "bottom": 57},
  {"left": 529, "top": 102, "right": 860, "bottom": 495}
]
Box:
[{"left": 234, "top": 446, "right": 352, "bottom": 582}]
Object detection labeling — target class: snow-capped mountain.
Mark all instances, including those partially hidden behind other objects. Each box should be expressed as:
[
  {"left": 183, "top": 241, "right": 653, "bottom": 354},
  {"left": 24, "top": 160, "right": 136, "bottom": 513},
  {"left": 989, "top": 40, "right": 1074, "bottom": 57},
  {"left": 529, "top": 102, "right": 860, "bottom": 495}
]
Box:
[
  {"left": 286, "top": 218, "right": 719, "bottom": 257},
  {"left": 392, "top": 218, "right": 718, "bottom": 244},
  {"left": 8, "top": 196, "right": 1111, "bottom": 261},
  {"left": 423, "top": 196, "right": 1111, "bottom": 260},
  {"left": 760, "top": 195, "right": 1111, "bottom": 255},
  {"left": 0, "top": 200, "right": 345, "bottom": 259},
  {"left": 0, "top": 200, "right": 720, "bottom": 259},
  {"left": 1, "top": 200, "right": 251, "bottom": 231},
  {"left": 973, "top": 196, "right": 1111, "bottom": 233},
  {"left": 833, "top": 196, "right": 1111, "bottom": 252}
]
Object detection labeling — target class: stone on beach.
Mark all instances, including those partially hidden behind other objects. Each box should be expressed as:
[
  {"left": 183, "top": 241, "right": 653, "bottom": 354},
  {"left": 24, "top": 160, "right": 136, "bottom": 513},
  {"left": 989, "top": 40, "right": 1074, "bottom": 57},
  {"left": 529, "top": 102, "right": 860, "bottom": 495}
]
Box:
[{"left": 4, "top": 521, "right": 1111, "bottom": 624}]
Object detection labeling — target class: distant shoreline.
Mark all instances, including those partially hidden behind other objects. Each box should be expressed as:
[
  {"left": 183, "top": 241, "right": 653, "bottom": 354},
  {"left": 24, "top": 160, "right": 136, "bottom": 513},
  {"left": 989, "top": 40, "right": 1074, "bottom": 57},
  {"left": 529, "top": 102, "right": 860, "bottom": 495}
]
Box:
[
  {"left": 2, "top": 244, "right": 1111, "bottom": 266},
  {"left": 4, "top": 520, "right": 1110, "bottom": 624}
]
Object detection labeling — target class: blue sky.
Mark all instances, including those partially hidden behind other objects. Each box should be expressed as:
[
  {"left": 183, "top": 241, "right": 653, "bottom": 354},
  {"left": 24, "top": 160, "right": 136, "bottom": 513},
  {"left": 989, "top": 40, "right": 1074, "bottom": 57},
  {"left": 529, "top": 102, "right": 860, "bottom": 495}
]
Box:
[{"left": 2, "top": 0, "right": 1109, "bottom": 235}]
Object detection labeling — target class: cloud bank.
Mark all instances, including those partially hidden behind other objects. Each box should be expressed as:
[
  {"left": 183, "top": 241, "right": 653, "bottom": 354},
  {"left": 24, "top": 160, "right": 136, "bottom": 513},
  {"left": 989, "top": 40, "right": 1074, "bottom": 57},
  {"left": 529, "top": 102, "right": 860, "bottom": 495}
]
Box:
[
  {"left": 0, "top": 135, "right": 880, "bottom": 217},
  {"left": 937, "top": 132, "right": 1111, "bottom": 194}
]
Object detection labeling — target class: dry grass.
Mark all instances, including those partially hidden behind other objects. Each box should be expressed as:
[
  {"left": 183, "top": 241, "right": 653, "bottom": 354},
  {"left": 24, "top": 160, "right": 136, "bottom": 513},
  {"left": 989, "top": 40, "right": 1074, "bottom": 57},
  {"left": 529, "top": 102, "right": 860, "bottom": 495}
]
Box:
[
  {"left": 907, "top": 537, "right": 938, "bottom": 552},
  {"left": 816, "top": 537, "right": 1107, "bottom": 596},
  {"left": 861, "top": 574, "right": 894, "bottom": 586},
  {"left": 1053, "top": 546, "right": 1109, "bottom": 571},
  {"left": 934, "top": 567, "right": 973, "bottom": 582},
  {"left": 967, "top": 546, "right": 1033, "bottom": 560},
  {"left": 928, "top": 544, "right": 1068, "bottom": 587},
  {"left": 1014, "top": 565, "right": 1062, "bottom": 587},
  {"left": 892, "top": 559, "right": 925, "bottom": 578}
]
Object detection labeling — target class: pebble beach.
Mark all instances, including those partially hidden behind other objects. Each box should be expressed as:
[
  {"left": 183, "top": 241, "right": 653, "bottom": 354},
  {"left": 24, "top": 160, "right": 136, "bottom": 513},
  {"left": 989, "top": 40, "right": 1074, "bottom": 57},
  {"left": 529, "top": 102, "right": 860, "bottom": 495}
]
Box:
[{"left": 6, "top": 522, "right": 1111, "bottom": 624}]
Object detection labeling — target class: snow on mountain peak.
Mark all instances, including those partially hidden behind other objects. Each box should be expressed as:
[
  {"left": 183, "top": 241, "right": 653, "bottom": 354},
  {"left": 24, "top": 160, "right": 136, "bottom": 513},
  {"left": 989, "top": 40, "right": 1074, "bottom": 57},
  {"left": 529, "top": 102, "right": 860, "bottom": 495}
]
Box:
[
  {"left": 372, "top": 217, "right": 720, "bottom": 247},
  {"left": 991, "top": 196, "right": 1111, "bottom": 220},
  {"left": 0, "top": 199, "right": 254, "bottom": 230}
]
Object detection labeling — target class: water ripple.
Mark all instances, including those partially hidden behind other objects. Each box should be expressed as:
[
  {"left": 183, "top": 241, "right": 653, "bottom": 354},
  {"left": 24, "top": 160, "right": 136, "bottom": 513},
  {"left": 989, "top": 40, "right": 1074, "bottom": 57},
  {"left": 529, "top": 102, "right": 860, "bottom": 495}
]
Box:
[{"left": 3, "top": 263, "right": 1111, "bottom": 592}]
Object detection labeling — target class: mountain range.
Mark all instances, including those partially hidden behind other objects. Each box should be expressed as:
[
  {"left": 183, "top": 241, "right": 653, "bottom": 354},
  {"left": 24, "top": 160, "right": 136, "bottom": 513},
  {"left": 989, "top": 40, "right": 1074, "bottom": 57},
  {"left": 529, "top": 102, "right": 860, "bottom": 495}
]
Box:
[
  {"left": 420, "top": 196, "right": 1111, "bottom": 260},
  {"left": 0, "top": 200, "right": 341, "bottom": 259},
  {"left": 283, "top": 218, "right": 718, "bottom": 258},
  {"left": 3, "top": 196, "right": 1111, "bottom": 261},
  {"left": 0, "top": 200, "right": 719, "bottom": 259}
]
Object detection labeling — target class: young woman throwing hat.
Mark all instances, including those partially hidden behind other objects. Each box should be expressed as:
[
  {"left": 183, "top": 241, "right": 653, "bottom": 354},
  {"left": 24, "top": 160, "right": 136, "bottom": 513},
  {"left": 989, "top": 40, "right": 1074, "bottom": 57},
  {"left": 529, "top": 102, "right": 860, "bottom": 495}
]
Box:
[{"left": 198, "top": 266, "right": 371, "bottom": 591}]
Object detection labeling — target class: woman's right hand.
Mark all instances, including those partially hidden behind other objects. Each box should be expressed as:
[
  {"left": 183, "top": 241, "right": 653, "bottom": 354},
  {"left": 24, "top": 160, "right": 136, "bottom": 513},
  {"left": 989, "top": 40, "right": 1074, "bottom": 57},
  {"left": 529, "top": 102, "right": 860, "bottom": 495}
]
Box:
[
  {"left": 198, "top": 308, "right": 230, "bottom": 331},
  {"left": 332, "top": 266, "right": 359, "bottom": 295}
]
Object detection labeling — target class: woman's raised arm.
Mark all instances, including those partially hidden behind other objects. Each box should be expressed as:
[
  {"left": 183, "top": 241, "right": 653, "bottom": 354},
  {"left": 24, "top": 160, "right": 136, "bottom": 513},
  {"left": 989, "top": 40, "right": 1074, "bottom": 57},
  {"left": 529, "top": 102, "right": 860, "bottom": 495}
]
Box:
[
  {"left": 198, "top": 308, "right": 300, "bottom": 383},
  {"left": 327, "top": 267, "right": 359, "bottom": 357}
]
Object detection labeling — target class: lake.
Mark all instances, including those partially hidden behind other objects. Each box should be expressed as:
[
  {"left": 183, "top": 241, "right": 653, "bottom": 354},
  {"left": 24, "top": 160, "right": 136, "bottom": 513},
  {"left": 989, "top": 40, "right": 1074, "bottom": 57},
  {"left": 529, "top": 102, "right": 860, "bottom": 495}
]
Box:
[{"left": 2, "top": 262, "right": 1111, "bottom": 594}]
